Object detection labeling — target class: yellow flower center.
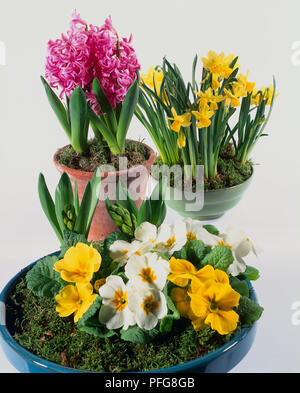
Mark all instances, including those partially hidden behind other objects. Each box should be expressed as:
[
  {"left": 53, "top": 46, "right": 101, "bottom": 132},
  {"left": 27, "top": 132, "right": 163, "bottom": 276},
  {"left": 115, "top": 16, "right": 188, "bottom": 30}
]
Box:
[
  {"left": 112, "top": 290, "right": 128, "bottom": 312},
  {"left": 141, "top": 294, "right": 159, "bottom": 315},
  {"left": 186, "top": 231, "right": 197, "bottom": 241},
  {"left": 149, "top": 238, "right": 156, "bottom": 244},
  {"left": 139, "top": 267, "right": 157, "bottom": 284},
  {"left": 122, "top": 249, "right": 129, "bottom": 255},
  {"left": 134, "top": 251, "right": 141, "bottom": 256},
  {"left": 218, "top": 240, "right": 232, "bottom": 249},
  {"left": 165, "top": 236, "right": 176, "bottom": 249}
]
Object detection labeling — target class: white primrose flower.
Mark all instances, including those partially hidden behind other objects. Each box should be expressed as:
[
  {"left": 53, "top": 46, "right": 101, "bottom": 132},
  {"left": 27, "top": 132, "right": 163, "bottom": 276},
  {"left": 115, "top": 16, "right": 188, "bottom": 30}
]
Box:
[
  {"left": 219, "top": 225, "right": 258, "bottom": 276},
  {"left": 109, "top": 220, "right": 187, "bottom": 264},
  {"left": 125, "top": 252, "right": 170, "bottom": 290},
  {"left": 99, "top": 275, "right": 135, "bottom": 330},
  {"left": 154, "top": 220, "right": 187, "bottom": 255},
  {"left": 183, "top": 218, "right": 222, "bottom": 246},
  {"left": 127, "top": 287, "right": 168, "bottom": 331},
  {"left": 109, "top": 239, "right": 153, "bottom": 265}
]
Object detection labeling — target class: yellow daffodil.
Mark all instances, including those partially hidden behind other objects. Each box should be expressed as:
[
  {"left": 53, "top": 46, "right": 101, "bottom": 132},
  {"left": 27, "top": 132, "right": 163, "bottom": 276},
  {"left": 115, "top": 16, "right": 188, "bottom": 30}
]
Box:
[
  {"left": 54, "top": 242, "right": 101, "bottom": 283},
  {"left": 250, "top": 88, "right": 261, "bottom": 106},
  {"left": 168, "top": 257, "right": 216, "bottom": 287},
  {"left": 251, "top": 85, "right": 278, "bottom": 106},
  {"left": 201, "top": 51, "right": 238, "bottom": 89},
  {"left": 192, "top": 103, "right": 215, "bottom": 128},
  {"left": 261, "top": 85, "right": 278, "bottom": 105},
  {"left": 177, "top": 131, "right": 186, "bottom": 148},
  {"left": 168, "top": 107, "right": 191, "bottom": 133},
  {"left": 194, "top": 88, "right": 224, "bottom": 110},
  {"left": 223, "top": 88, "right": 240, "bottom": 108},
  {"left": 189, "top": 282, "right": 240, "bottom": 335},
  {"left": 56, "top": 282, "right": 98, "bottom": 323},
  {"left": 141, "top": 66, "right": 164, "bottom": 94},
  {"left": 233, "top": 72, "right": 255, "bottom": 98},
  {"left": 140, "top": 66, "right": 169, "bottom": 103}
]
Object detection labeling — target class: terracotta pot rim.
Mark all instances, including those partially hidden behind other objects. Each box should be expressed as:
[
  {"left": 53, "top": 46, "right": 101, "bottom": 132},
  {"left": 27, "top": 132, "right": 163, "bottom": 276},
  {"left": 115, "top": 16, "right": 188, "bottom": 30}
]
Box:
[
  {"left": 53, "top": 139, "right": 156, "bottom": 179},
  {"left": 152, "top": 167, "right": 254, "bottom": 193}
]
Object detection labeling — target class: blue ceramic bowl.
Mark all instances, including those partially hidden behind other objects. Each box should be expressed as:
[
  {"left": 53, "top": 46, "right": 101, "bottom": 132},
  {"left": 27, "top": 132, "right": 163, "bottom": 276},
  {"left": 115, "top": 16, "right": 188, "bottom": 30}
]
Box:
[{"left": 0, "top": 252, "right": 257, "bottom": 373}]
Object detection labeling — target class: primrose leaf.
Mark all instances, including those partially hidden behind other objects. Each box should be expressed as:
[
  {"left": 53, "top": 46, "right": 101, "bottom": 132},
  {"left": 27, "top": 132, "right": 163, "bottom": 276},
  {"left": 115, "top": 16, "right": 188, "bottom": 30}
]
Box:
[
  {"left": 201, "top": 245, "right": 234, "bottom": 271},
  {"left": 237, "top": 296, "right": 263, "bottom": 327},
  {"left": 120, "top": 326, "right": 160, "bottom": 344},
  {"left": 26, "top": 255, "right": 62, "bottom": 298},
  {"left": 160, "top": 284, "right": 180, "bottom": 335},
  {"left": 242, "top": 265, "right": 260, "bottom": 281},
  {"left": 59, "top": 230, "right": 89, "bottom": 258},
  {"left": 77, "top": 296, "right": 116, "bottom": 338},
  {"left": 229, "top": 276, "right": 249, "bottom": 298},
  {"left": 173, "top": 240, "right": 208, "bottom": 268},
  {"left": 202, "top": 224, "right": 219, "bottom": 236}
]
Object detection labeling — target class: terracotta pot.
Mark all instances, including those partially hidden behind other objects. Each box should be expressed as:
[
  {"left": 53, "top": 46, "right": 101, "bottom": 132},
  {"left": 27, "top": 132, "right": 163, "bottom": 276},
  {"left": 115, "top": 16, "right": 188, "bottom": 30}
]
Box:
[{"left": 53, "top": 141, "right": 156, "bottom": 241}]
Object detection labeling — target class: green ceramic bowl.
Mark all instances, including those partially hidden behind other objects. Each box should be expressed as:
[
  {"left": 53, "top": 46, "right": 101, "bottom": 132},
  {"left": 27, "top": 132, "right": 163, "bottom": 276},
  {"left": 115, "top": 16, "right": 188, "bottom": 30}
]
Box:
[{"left": 164, "top": 170, "right": 253, "bottom": 221}]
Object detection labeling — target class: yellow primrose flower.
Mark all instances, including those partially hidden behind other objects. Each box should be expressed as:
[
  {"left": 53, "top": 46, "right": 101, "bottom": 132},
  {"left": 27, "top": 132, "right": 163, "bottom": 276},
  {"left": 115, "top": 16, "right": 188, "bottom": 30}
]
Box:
[
  {"left": 192, "top": 104, "right": 215, "bottom": 129},
  {"left": 54, "top": 243, "right": 101, "bottom": 283},
  {"left": 94, "top": 278, "right": 106, "bottom": 292},
  {"left": 56, "top": 282, "right": 98, "bottom": 323},
  {"left": 233, "top": 72, "right": 255, "bottom": 98},
  {"left": 168, "top": 257, "right": 216, "bottom": 287},
  {"left": 189, "top": 282, "right": 240, "bottom": 335},
  {"left": 170, "top": 287, "right": 192, "bottom": 318},
  {"left": 223, "top": 88, "right": 240, "bottom": 108},
  {"left": 177, "top": 131, "right": 186, "bottom": 148},
  {"left": 189, "top": 267, "right": 230, "bottom": 293},
  {"left": 194, "top": 88, "right": 224, "bottom": 110},
  {"left": 168, "top": 107, "right": 191, "bottom": 133}
]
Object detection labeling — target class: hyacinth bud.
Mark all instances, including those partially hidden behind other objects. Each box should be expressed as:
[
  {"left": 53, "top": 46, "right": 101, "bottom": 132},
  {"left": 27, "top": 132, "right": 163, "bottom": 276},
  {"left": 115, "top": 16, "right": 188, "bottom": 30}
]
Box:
[
  {"left": 67, "top": 221, "right": 74, "bottom": 231},
  {"left": 122, "top": 209, "right": 133, "bottom": 227},
  {"left": 121, "top": 223, "right": 134, "bottom": 236},
  {"left": 109, "top": 211, "right": 123, "bottom": 227},
  {"left": 62, "top": 204, "right": 76, "bottom": 232}
]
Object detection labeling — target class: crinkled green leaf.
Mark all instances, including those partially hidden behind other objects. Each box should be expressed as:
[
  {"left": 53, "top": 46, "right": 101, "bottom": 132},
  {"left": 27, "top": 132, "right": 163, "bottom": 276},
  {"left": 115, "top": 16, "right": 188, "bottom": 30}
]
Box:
[
  {"left": 230, "top": 276, "right": 249, "bottom": 298},
  {"left": 59, "top": 230, "right": 89, "bottom": 258},
  {"left": 160, "top": 284, "right": 180, "bottom": 335},
  {"left": 237, "top": 295, "right": 263, "bottom": 328},
  {"left": 242, "top": 265, "right": 260, "bottom": 281},
  {"left": 26, "top": 255, "right": 61, "bottom": 298},
  {"left": 173, "top": 240, "right": 208, "bottom": 268},
  {"left": 120, "top": 326, "right": 160, "bottom": 344},
  {"left": 77, "top": 296, "right": 116, "bottom": 338},
  {"left": 201, "top": 245, "right": 234, "bottom": 271}
]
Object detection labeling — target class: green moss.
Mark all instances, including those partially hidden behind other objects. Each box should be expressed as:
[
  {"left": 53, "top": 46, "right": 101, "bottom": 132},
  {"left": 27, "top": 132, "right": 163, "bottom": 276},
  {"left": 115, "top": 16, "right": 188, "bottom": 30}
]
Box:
[
  {"left": 152, "top": 150, "right": 253, "bottom": 191},
  {"left": 9, "top": 280, "right": 238, "bottom": 372},
  {"left": 57, "top": 138, "right": 149, "bottom": 172}
]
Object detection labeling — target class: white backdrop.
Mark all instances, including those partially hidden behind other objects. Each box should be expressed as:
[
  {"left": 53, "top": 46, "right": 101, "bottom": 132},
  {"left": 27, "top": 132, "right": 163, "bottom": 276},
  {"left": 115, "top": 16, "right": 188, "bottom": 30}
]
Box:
[{"left": 1, "top": 0, "right": 300, "bottom": 373}]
